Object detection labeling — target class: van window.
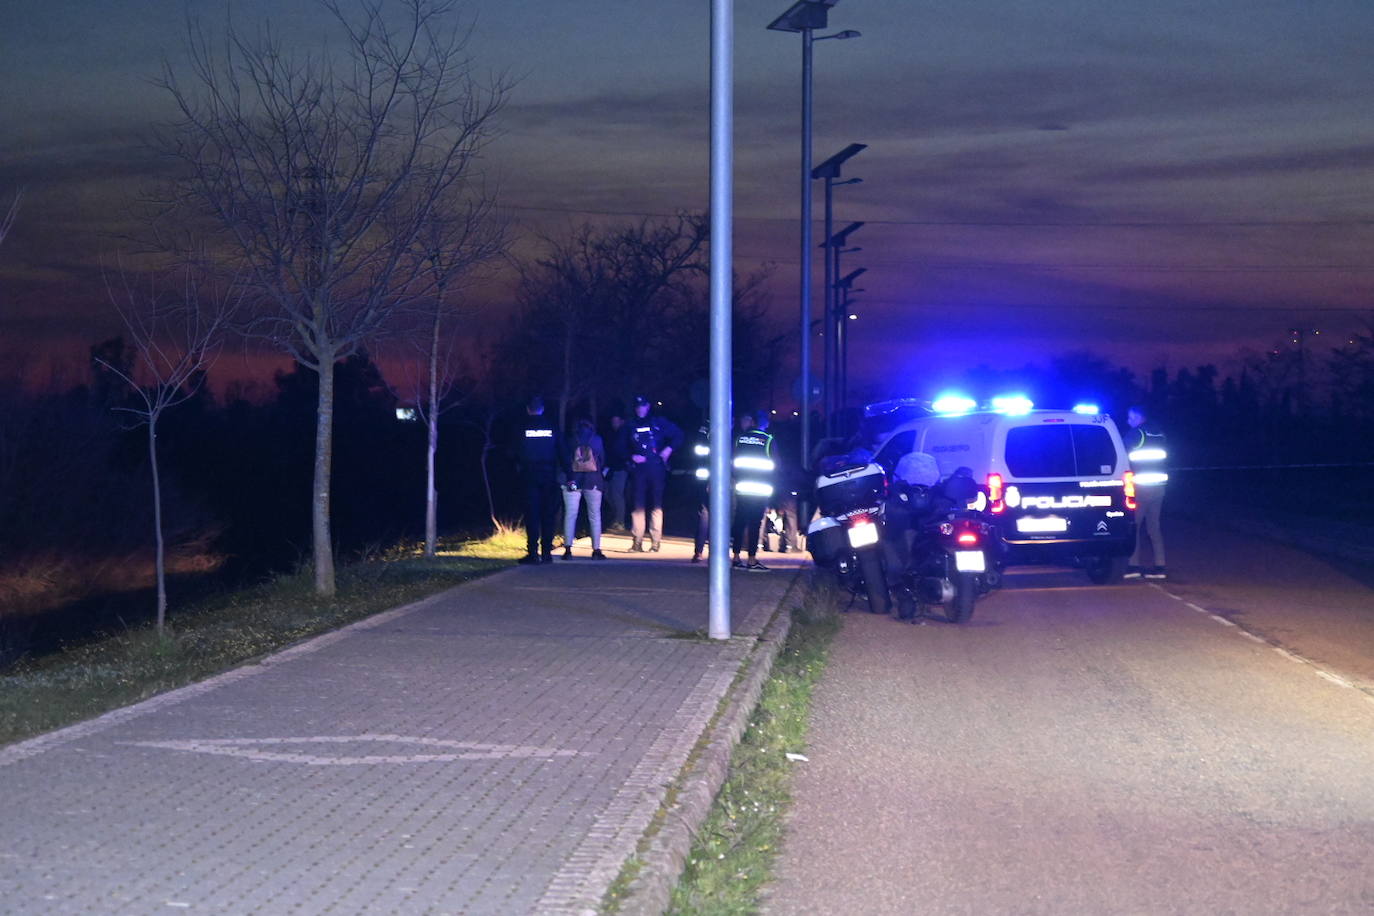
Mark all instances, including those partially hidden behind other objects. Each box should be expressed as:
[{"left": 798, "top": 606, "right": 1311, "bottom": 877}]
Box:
[
  {"left": 1004, "top": 424, "right": 1117, "bottom": 478},
  {"left": 874, "top": 430, "right": 916, "bottom": 474}
]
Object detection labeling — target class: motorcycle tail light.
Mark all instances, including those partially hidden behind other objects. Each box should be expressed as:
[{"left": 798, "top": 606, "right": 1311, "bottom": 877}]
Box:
[
  {"left": 986, "top": 473, "right": 1005, "bottom": 513},
  {"left": 957, "top": 531, "right": 979, "bottom": 546},
  {"left": 1123, "top": 471, "right": 1137, "bottom": 511}
]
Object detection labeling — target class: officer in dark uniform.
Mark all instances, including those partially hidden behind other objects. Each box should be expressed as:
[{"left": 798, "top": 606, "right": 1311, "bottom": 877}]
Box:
[
  {"left": 618, "top": 395, "right": 683, "bottom": 552},
  {"left": 517, "top": 395, "right": 562, "bottom": 564},
  {"left": 691, "top": 420, "right": 711, "bottom": 562},
  {"left": 731, "top": 410, "right": 775, "bottom": 570}
]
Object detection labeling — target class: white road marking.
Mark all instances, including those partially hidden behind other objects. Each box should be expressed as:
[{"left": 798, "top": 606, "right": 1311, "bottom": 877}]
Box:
[
  {"left": 122, "top": 735, "right": 582, "bottom": 766},
  {"left": 1149, "top": 582, "right": 1371, "bottom": 705},
  {"left": 1315, "top": 670, "right": 1354, "bottom": 689}
]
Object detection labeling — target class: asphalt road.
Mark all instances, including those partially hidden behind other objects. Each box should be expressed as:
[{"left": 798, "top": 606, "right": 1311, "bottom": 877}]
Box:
[{"left": 766, "top": 518, "right": 1374, "bottom": 914}]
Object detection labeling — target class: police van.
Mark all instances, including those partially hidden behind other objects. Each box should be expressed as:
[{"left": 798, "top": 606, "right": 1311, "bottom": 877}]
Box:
[{"left": 866, "top": 396, "right": 1137, "bottom": 583}]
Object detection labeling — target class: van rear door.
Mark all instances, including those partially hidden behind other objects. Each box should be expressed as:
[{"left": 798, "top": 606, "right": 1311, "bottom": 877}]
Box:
[{"left": 999, "top": 421, "right": 1131, "bottom": 544}]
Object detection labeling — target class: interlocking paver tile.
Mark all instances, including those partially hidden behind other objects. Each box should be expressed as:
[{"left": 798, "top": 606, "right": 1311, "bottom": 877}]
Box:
[{"left": 2, "top": 540, "right": 801, "bottom": 914}]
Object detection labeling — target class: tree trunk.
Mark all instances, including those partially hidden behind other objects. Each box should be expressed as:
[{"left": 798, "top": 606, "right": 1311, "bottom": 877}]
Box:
[
  {"left": 313, "top": 357, "right": 337, "bottom": 596},
  {"left": 425, "top": 308, "right": 441, "bottom": 557},
  {"left": 480, "top": 415, "right": 498, "bottom": 529},
  {"left": 149, "top": 418, "right": 167, "bottom": 633}
]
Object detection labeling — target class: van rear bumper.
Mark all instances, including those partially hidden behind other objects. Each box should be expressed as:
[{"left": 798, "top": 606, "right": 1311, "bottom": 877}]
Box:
[{"left": 1000, "top": 535, "right": 1134, "bottom": 567}]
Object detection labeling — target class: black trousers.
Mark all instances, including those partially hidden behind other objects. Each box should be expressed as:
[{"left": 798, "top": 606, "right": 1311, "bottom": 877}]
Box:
[
  {"left": 731, "top": 495, "right": 767, "bottom": 558},
  {"left": 694, "top": 485, "right": 710, "bottom": 556},
  {"left": 523, "top": 475, "right": 560, "bottom": 556}
]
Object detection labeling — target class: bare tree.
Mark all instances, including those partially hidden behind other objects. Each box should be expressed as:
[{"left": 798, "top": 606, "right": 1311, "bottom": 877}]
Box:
[
  {"left": 97, "top": 264, "right": 238, "bottom": 633},
  {"left": 153, "top": 0, "right": 507, "bottom": 595},
  {"left": 402, "top": 197, "right": 506, "bottom": 556},
  {"left": 513, "top": 213, "right": 708, "bottom": 425}
]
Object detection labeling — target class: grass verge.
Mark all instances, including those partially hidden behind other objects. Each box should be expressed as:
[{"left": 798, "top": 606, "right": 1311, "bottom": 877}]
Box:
[
  {"left": 0, "top": 530, "right": 525, "bottom": 747},
  {"left": 663, "top": 580, "right": 840, "bottom": 915}
]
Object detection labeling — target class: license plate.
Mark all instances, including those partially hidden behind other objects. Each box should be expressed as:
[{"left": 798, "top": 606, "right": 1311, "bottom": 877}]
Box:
[
  {"left": 955, "top": 550, "right": 986, "bottom": 573},
  {"left": 847, "top": 520, "right": 879, "bottom": 548},
  {"left": 1017, "top": 517, "right": 1068, "bottom": 533}
]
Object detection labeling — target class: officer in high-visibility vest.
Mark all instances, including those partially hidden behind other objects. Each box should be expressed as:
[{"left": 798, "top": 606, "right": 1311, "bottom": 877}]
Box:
[
  {"left": 1123, "top": 405, "right": 1169, "bottom": 580},
  {"left": 731, "top": 410, "right": 775, "bottom": 571},
  {"left": 690, "top": 421, "right": 711, "bottom": 562},
  {"left": 517, "top": 395, "right": 563, "bottom": 565}
]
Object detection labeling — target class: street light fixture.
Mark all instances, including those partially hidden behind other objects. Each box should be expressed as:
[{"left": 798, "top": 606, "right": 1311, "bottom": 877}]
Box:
[{"left": 768, "top": 0, "right": 859, "bottom": 475}]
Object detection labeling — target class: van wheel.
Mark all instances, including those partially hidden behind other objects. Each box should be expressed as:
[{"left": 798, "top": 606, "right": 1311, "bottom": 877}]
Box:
[{"left": 1086, "top": 556, "right": 1124, "bottom": 585}]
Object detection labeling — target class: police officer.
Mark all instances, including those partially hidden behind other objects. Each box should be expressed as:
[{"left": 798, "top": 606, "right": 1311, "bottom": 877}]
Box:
[
  {"left": 517, "top": 395, "right": 562, "bottom": 565},
  {"left": 1123, "top": 405, "right": 1169, "bottom": 580},
  {"left": 731, "top": 410, "right": 775, "bottom": 570},
  {"left": 619, "top": 395, "right": 683, "bottom": 552},
  {"left": 691, "top": 420, "right": 711, "bottom": 562}
]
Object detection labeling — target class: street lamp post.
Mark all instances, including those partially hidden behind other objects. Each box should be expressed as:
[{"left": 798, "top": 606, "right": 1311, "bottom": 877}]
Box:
[
  {"left": 767, "top": 1, "right": 859, "bottom": 473},
  {"left": 836, "top": 268, "right": 865, "bottom": 410},
  {"left": 826, "top": 220, "right": 863, "bottom": 422},
  {"left": 812, "top": 141, "right": 865, "bottom": 434}
]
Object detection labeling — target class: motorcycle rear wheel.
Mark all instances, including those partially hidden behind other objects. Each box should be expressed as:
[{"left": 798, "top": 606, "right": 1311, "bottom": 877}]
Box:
[
  {"left": 858, "top": 550, "right": 889, "bottom": 615},
  {"left": 947, "top": 572, "right": 976, "bottom": 624}
]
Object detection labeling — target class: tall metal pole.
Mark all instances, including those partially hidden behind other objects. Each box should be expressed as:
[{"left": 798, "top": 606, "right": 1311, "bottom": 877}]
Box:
[
  {"left": 835, "top": 287, "right": 846, "bottom": 409},
  {"left": 799, "top": 27, "right": 814, "bottom": 480},
  {"left": 834, "top": 244, "right": 844, "bottom": 417},
  {"left": 822, "top": 175, "right": 834, "bottom": 436},
  {"left": 708, "top": 0, "right": 734, "bottom": 640}
]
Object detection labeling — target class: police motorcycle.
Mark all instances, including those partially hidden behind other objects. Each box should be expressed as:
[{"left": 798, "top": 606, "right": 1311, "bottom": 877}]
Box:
[
  {"left": 888, "top": 461, "right": 1001, "bottom": 625},
  {"left": 806, "top": 452, "right": 890, "bottom": 614}
]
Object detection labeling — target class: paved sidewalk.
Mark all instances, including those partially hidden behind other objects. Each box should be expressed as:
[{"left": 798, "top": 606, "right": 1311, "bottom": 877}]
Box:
[{"left": 1, "top": 535, "right": 804, "bottom": 915}]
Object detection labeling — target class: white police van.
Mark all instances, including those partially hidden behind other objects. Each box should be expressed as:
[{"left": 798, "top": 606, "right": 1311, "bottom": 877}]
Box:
[{"left": 867, "top": 396, "right": 1137, "bottom": 583}]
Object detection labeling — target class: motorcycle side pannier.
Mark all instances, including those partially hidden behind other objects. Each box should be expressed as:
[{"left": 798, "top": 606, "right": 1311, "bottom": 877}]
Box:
[{"left": 806, "top": 517, "right": 848, "bottom": 565}]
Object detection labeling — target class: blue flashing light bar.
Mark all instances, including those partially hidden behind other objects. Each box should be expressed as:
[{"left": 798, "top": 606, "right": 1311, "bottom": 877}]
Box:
[
  {"left": 990, "top": 394, "right": 1034, "bottom": 415},
  {"left": 932, "top": 394, "right": 978, "bottom": 416},
  {"left": 1072, "top": 403, "right": 1100, "bottom": 415}
]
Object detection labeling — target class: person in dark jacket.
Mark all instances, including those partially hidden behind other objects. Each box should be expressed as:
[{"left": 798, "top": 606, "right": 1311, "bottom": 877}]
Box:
[
  {"left": 604, "top": 413, "right": 629, "bottom": 531},
  {"left": 517, "top": 395, "right": 562, "bottom": 565},
  {"left": 561, "top": 418, "right": 608, "bottom": 560},
  {"left": 618, "top": 395, "right": 684, "bottom": 552}
]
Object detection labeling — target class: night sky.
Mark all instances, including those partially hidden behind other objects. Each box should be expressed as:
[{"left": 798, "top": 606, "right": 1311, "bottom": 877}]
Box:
[{"left": 4, "top": 0, "right": 1374, "bottom": 397}]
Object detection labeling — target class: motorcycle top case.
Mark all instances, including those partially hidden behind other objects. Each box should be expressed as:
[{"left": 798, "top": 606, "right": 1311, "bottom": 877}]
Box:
[{"left": 814, "top": 463, "right": 887, "bottom": 519}]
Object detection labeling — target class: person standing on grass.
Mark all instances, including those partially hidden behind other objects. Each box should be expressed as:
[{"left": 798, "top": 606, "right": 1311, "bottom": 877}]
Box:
[
  {"left": 561, "top": 418, "right": 608, "bottom": 560},
  {"left": 1124, "top": 404, "right": 1170, "bottom": 580}
]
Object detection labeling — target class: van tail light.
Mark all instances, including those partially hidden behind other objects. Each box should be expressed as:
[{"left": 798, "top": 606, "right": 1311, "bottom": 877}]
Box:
[
  {"left": 1123, "top": 471, "right": 1137, "bottom": 511},
  {"left": 986, "top": 473, "right": 1005, "bottom": 513}
]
